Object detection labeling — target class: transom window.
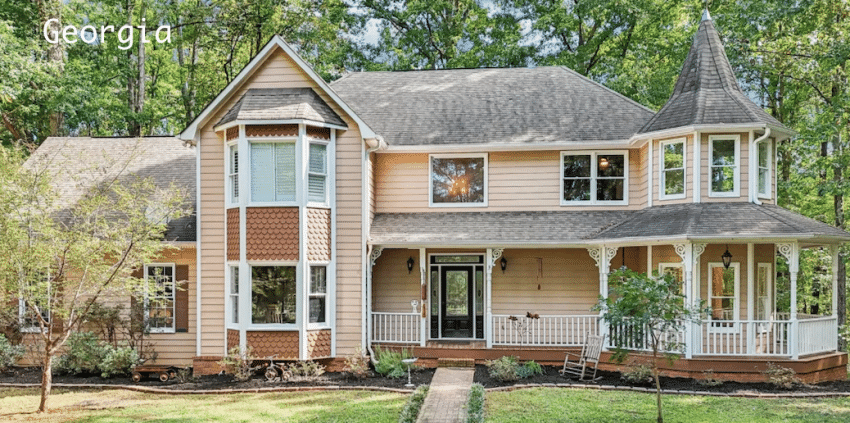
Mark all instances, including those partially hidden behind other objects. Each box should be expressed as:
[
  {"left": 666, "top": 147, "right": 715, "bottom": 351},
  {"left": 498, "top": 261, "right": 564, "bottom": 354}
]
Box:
[
  {"left": 708, "top": 262, "right": 739, "bottom": 332},
  {"left": 309, "top": 266, "right": 327, "bottom": 324},
  {"left": 250, "top": 141, "right": 296, "bottom": 203},
  {"left": 660, "top": 139, "right": 686, "bottom": 199},
  {"left": 251, "top": 266, "right": 296, "bottom": 325},
  {"left": 308, "top": 143, "right": 328, "bottom": 204},
  {"left": 145, "top": 264, "right": 175, "bottom": 333},
  {"left": 757, "top": 141, "right": 771, "bottom": 198},
  {"left": 561, "top": 151, "right": 628, "bottom": 205},
  {"left": 709, "top": 136, "right": 739, "bottom": 197},
  {"left": 430, "top": 154, "right": 487, "bottom": 206}
]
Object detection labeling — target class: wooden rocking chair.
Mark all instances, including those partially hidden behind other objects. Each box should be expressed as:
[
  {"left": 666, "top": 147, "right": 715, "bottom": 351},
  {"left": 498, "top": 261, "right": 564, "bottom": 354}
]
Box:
[{"left": 560, "top": 333, "right": 604, "bottom": 381}]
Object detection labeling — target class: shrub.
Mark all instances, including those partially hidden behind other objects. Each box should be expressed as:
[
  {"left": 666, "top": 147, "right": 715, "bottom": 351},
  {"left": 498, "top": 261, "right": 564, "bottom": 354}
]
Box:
[
  {"left": 100, "top": 346, "right": 140, "bottom": 378},
  {"left": 485, "top": 356, "right": 541, "bottom": 382},
  {"left": 289, "top": 360, "right": 325, "bottom": 381},
  {"left": 0, "top": 334, "right": 24, "bottom": 371},
  {"left": 764, "top": 362, "right": 801, "bottom": 389},
  {"left": 56, "top": 331, "right": 109, "bottom": 375},
  {"left": 466, "top": 383, "right": 485, "bottom": 423},
  {"left": 516, "top": 360, "right": 543, "bottom": 379},
  {"left": 343, "top": 345, "right": 371, "bottom": 379},
  {"left": 175, "top": 367, "right": 197, "bottom": 383},
  {"left": 698, "top": 370, "right": 723, "bottom": 387},
  {"left": 398, "top": 385, "right": 428, "bottom": 423},
  {"left": 374, "top": 346, "right": 415, "bottom": 379},
  {"left": 218, "top": 346, "right": 260, "bottom": 382},
  {"left": 621, "top": 364, "right": 654, "bottom": 385}
]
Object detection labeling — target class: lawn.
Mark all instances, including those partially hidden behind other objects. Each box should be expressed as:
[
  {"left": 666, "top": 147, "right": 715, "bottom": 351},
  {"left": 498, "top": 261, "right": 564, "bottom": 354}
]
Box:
[
  {"left": 0, "top": 388, "right": 407, "bottom": 423},
  {"left": 485, "top": 388, "right": 850, "bottom": 423}
]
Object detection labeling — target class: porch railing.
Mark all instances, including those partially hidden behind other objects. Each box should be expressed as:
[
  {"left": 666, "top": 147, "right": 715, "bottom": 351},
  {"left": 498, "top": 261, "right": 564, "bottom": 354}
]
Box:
[
  {"left": 491, "top": 314, "right": 598, "bottom": 346},
  {"left": 797, "top": 316, "right": 838, "bottom": 356},
  {"left": 697, "top": 320, "right": 791, "bottom": 356},
  {"left": 370, "top": 312, "right": 420, "bottom": 344},
  {"left": 607, "top": 320, "right": 685, "bottom": 354}
]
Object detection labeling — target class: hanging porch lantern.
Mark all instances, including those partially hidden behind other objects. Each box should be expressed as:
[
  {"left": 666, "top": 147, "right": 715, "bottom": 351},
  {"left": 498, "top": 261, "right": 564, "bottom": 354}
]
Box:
[{"left": 721, "top": 245, "right": 733, "bottom": 269}]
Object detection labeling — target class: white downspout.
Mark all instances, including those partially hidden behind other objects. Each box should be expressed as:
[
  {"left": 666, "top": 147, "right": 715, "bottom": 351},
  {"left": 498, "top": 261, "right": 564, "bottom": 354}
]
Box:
[
  {"left": 362, "top": 136, "right": 385, "bottom": 363},
  {"left": 752, "top": 127, "right": 771, "bottom": 205}
]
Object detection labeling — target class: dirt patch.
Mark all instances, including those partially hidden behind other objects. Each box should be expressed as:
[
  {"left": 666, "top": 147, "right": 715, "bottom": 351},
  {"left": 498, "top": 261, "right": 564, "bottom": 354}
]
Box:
[
  {"left": 473, "top": 365, "right": 850, "bottom": 394},
  {"left": 0, "top": 366, "right": 435, "bottom": 391}
]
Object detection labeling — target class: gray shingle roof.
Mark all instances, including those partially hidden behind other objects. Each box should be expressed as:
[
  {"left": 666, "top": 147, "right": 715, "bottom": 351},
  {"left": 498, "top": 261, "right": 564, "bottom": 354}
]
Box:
[
  {"left": 370, "top": 203, "right": 850, "bottom": 245},
  {"left": 27, "top": 137, "right": 196, "bottom": 242},
  {"left": 331, "top": 67, "right": 655, "bottom": 146},
  {"left": 638, "top": 14, "right": 785, "bottom": 134},
  {"left": 216, "top": 88, "right": 346, "bottom": 128}
]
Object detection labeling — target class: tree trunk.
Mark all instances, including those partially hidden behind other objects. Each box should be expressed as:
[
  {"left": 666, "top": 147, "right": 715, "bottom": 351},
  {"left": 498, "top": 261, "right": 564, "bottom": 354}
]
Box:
[
  {"left": 38, "top": 345, "right": 53, "bottom": 412},
  {"left": 653, "top": 359, "right": 663, "bottom": 423},
  {"left": 834, "top": 135, "right": 846, "bottom": 350},
  {"left": 39, "top": 0, "right": 64, "bottom": 137}
]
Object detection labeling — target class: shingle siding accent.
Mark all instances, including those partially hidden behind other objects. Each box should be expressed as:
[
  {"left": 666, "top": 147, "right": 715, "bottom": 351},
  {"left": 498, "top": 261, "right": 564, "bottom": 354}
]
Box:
[
  {"left": 226, "top": 329, "right": 239, "bottom": 350},
  {"left": 245, "top": 124, "right": 299, "bottom": 138},
  {"left": 225, "top": 127, "right": 238, "bottom": 140},
  {"left": 226, "top": 208, "right": 239, "bottom": 261},
  {"left": 245, "top": 331, "right": 299, "bottom": 359},
  {"left": 306, "top": 126, "right": 331, "bottom": 140},
  {"left": 306, "top": 208, "right": 331, "bottom": 262},
  {"left": 245, "top": 207, "right": 299, "bottom": 261},
  {"left": 307, "top": 329, "right": 332, "bottom": 359}
]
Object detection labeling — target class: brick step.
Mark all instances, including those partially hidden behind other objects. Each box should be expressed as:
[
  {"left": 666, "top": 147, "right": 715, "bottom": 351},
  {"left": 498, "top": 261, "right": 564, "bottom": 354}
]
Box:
[{"left": 437, "top": 358, "right": 476, "bottom": 368}]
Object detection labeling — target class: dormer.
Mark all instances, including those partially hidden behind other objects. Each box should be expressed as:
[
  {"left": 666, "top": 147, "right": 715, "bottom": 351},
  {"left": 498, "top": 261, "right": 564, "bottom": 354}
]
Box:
[{"left": 633, "top": 11, "right": 794, "bottom": 206}]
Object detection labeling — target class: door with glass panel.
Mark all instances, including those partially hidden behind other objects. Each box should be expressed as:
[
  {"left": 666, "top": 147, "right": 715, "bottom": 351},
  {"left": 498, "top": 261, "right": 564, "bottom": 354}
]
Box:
[{"left": 429, "top": 255, "right": 484, "bottom": 340}]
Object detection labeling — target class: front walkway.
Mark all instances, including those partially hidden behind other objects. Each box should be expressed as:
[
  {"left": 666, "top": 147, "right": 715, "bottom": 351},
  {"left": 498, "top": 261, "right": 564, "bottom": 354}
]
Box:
[{"left": 417, "top": 367, "right": 475, "bottom": 423}]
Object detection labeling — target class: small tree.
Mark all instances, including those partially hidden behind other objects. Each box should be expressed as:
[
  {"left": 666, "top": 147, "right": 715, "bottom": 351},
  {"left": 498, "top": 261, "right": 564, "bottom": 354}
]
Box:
[
  {"left": 0, "top": 144, "right": 188, "bottom": 412},
  {"left": 594, "top": 269, "right": 704, "bottom": 423}
]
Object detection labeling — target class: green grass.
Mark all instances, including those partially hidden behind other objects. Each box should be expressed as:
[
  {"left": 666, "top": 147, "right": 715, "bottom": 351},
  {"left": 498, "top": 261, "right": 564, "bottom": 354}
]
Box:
[
  {"left": 485, "top": 388, "right": 850, "bottom": 423},
  {"left": 0, "top": 388, "right": 407, "bottom": 423}
]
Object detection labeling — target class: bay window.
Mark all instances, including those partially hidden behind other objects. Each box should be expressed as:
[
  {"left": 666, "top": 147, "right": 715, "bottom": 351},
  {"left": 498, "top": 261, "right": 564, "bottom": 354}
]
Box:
[
  {"left": 251, "top": 266, "right": 296, "bottom": 324},
  {"left": 430, "top": 154, "right": 487, "bottom": 206},
  {"left": 228, "top": 144, "right": 238, "bottom": 204},
  {"left": 757, "top": 141, "right": 770, "bottom": 198},
  {"left": 660, "top": 139, "right": 685, "bottom": 199},
  {"left": 308, "top": 143, "right": 328, "bottom": 204},
  {"left": 309, "top": 266, "right": 327, "bottom": 324},
  {"left": 145, "top": 264, "right": 175, "bottom": 333},
  {"left": 250, "top": 142, "right": 296, "bottom": 203},
  {"left": 561, "top": 151, "right": 627, "bottom": 205},
  {"left": 229, "top": 266, "right": 238, "bottom": 324},
  {"left": 709, "top": 136, "right": 739, "bottom": 197}
]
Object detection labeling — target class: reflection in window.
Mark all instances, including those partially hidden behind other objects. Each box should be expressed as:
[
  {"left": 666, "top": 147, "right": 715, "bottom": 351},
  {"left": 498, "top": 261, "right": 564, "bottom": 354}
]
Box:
[
  {"left": 710, "top": 139, "right": 737, "bottom": 194},
  {"left": 146, "top": 265, "right": 175, "bottom": 332},
  {"left": 661, "top": 141, "right": 685, "bottom": 197},
  {"left": 251, "top": 266, "right": 296, "bottom": 324},
  {"left": 758, "top": 141, "right": 770, "bottom": 197},
  {"left": 431, "top": 156, "right": 485, "bottom": 204},
  {"left": 445, "top": 270, "right": 469, "bottom": 316},
  {"left": 309, "top": 267, "right": 326, "bottom": 324},
  {"left": 562, "top": 153, "right": 625, "bottom": 203},
  {"left": 710, "top": 264, "right": 738, "bottom": 329}
]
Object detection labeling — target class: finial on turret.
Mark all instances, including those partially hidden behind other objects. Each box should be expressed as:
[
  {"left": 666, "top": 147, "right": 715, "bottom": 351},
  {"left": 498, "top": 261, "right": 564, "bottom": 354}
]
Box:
[{"left": 701, "top": 9, "right": 712, "bottom": 22}]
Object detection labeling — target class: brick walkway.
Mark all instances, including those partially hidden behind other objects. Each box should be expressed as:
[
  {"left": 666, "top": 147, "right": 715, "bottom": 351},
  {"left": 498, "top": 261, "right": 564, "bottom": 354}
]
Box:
[{"left": 417, "top": 367, "right": 475, "bottom": 423}]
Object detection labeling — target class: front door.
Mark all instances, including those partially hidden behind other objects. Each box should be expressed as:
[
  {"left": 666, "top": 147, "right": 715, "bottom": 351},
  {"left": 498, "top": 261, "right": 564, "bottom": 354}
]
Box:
[{"left": 441, "top": 266, "right": 474, "bottom": 338}]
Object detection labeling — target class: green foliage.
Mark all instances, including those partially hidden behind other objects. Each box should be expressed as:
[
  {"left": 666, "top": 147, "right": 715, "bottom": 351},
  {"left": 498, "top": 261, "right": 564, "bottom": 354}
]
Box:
[
  {"left": 516, "top": 360, "right": 543, "bottom": 379},
  {"left": 374, "top": 346, "right": 416, "bottom": 379},
  {"left": 466, "top": 383, "right": 485, "bottom": 423},
  {"left": 99, "top": 346, "right": 139, "bottom": 378},
  {"left": 398, "top": 385, "right": 428, "bottom": 423},
  {"left": 485, "top": 356, "right": 542, "bottom": 382},
  {"left": 343, "top": 345, "right": 372, "bottom": 379},
  {"left": 218, "top": 346, "right": 260, "bottom": 382},
  {"left": 0, "top": 334, "right": 24, "bottom": 371},
  {"left": 56, "top": 331, "right": 109, "bottom": 375},
  {"left": 289, "top": 360, "right": 326, "bottom": 381},
  {"left": 621, "top": 364, "right": 653, "bottom": 385},
  {"left": 764, "top": 362, "right": 802, "bottom": 389}
]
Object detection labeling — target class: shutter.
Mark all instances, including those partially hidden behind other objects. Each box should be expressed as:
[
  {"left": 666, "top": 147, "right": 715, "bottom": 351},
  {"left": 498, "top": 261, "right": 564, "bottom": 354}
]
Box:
[
  {"left": 175, "top": 265, "right": 189, "bottom": 333},
  {"left": 129, "top": 267, "right": 144, "bottom": 330}
]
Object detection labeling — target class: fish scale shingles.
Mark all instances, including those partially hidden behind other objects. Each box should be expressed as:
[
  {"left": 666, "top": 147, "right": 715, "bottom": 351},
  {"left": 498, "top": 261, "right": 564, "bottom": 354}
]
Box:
[{"left": 245, "top": 207, "right": 299, "bottom": 261}]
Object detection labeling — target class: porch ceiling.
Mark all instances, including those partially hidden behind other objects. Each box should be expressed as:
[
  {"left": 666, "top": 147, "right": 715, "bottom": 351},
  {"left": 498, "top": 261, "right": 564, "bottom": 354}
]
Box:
[{"left": 369, "top": 203, "right": 850, "bottom": 246}]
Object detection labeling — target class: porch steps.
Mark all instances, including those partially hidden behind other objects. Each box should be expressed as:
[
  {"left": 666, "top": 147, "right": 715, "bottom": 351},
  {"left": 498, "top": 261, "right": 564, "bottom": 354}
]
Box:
[{"left": 437, "top": 358, "right": 476, "bottom": 368}]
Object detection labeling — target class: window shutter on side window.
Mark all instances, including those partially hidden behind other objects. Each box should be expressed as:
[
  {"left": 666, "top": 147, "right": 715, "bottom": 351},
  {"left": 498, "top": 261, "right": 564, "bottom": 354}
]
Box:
[
  {"left": 175, "top": 265, "right": 189, "bottom": 333},
  {"left": 129, "top": 267, "right": 144, "bottom": 331}
]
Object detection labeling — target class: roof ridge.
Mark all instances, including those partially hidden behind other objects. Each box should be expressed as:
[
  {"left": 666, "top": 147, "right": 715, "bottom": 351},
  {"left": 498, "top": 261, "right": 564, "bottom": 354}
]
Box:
[{"left": 557, "top": 66, "right": 656, "bottom": 115}]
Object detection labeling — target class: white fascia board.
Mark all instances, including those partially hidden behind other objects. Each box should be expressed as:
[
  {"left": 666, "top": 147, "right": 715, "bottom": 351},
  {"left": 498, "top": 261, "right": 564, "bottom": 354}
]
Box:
[
  {"left": 380, "top": 140, "right": 632, "bottom": 153},
  {"left": 630, "top": 124, "right": 795, "bottom": 145},
  {"left": 214, "top": 119, "right": 348, "bottom": 133},
  {"left": 179, "top": 35, "right": 376, "bottom": 141}
]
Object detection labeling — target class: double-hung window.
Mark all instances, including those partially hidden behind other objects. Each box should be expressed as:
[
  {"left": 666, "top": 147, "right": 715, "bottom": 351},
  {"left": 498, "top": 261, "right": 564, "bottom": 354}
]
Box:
[
  {"left": 251, "top": 266, "right": 296, "bottom": 325},
  {"left": 20, "top": 271, "right": 51, "bottom": 332},
  {"left": 708, "top": 262, "right": 739, "bottom": 332},
  {"left": 145, "top": 264, "right": 175, "bottom": 333},
  {"left": 561, "top": 151, "right": 627, "bottom": 205},
  {"left": 309, "top": 266, "right": 327, "bottom": 324},
  {"left": 757, "top": 140, "right": 771, "bottom": 198},
  {"left": 228, "top": 144, "right": 239, "bottom": 204},
  {"left": 229, "top": 266, "right": 239, "bottom": 325},
  {"left": 709, "top": 136, "right": 740, "bottom": 197},
  {"left": 660, "top": 139, "right": 686, "bottom": 199},
  {"left": 308, "top": 143, "right": 328, "bottom": 204},
  {"left": 430, "top": 154, "right": 487, "bottom": 206},
  {"left": 250, "top": 142, "right": 296, "bottom": 203}
]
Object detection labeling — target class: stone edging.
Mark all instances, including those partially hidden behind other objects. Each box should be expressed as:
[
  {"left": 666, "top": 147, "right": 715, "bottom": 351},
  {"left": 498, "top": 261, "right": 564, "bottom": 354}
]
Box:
[
  {"left": 0, "top": 382, "right": 414, "bottom": 395},
  {"left": 484, "top": 383, "right": 850, "bottom": 398}
]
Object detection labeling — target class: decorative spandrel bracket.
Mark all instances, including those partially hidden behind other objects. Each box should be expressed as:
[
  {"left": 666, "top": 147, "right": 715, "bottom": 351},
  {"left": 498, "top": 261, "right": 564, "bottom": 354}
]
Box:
[
  {"left": 369, "top": 246, "right": 384, "bottom": 267},
  {"left": 587, "top": 246, "right": 617, "bottom": 270},
  {"left": 488, "top": 248, "right": 505, "bottom": 274},
  {"left": 693, "top": 243, "right": 707, "bottom": 261},
  {"left": 776, "top": 243, "right": 799, "bottom": 272}
]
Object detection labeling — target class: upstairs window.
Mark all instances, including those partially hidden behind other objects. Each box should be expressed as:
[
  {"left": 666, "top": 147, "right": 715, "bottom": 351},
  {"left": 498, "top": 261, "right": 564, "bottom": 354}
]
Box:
[
  {"left": 430, "top": 154, "right": 487, "bottom": 206},
  {"left": 757, "top": 141, "right": 771, "bottom": 198},
  {"left": 228, "top": 144, "right": 239, "bottom": 204},
  {"left": 561, "top": 152, "right": 627, "bottom": 205},
  {"left": 660, "top": 139, "right": 686, "bottom": 199},
  {"left": 145, "top": 264, "right": 175, "bottom": 333},
  {"left": 709, "top": 136, "right": 739, "bottom": 197},
  {"left": 251, "top": 142, "right": 296, "bottom": 203},
  {"left": 308, "top": 143, "right": 328, "bottom": 204}
]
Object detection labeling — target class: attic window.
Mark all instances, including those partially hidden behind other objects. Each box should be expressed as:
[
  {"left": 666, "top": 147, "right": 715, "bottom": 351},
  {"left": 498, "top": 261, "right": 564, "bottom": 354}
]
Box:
[{"left": 430, "top": 154, "right": 487, "bottom": 207}]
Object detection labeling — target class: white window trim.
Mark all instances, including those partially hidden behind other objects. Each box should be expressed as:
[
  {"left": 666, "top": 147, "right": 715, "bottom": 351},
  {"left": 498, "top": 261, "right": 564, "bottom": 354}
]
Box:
[
  {"left": 307, "top": 263, "right": 331, "bottom": 329},
  {"left": 428, "top": 153, "right": 489, "bottom": 208},
  {"left": 248, "top": 138, "right": 299, "bottom": 206},
  {"left": 226, "top": 264, "right": 239, "bottom": 329},
  {"left": 226, "top": 141, "right": 239, "bottom": 208},
  {"left": 19, "top": 272, "right": 51, "bottom": 333},
  {"left": 658, "top": 262, "right": 684, "bottom": 294},
  {"left": 707, "top": 262, "right": 740, "bottom": 333},
  {"left": 560, "top": 150, "right": 630, "bottom": 206},
  {"left": 144, "top": 263, "right": 176, "bottom": 334},
  {"left": 756, "top": 263, "right": 774, "bottom": 323},
  {"left": 307, "top": 139, "right": 330, "bottom": 207},
  {"left": 659, "top": 138, "right": 687, "bottom": 200},
  {"left": 247, "top": 261, "right": 299, "bottom": 330},
  {"left": 708, "top": 135, "right": 741, "bottom": 198},
  {"left": 757, "top": 140, "right": 772, "bottom": 199}
]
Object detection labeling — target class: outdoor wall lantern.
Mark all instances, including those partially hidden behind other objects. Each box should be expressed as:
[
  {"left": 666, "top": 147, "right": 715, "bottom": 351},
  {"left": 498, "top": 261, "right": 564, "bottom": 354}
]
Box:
[
  {"left": 500, "top": 256, "right": 508, "bottom": 273},
  {"left": 721, "top": 245, "right": 733, "bottom": 269},
  {"left": 407, "top": 257, "right": 415, "bottom": 274}
]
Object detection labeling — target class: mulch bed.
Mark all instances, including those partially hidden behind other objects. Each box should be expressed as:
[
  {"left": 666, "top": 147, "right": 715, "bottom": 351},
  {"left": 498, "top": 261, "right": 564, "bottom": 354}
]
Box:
[
  {"left": 0, "top": 366, "right": 435, "bottom": 391},
  {"left": 473, "top": 365, "right": 850, "bottom": 395}
]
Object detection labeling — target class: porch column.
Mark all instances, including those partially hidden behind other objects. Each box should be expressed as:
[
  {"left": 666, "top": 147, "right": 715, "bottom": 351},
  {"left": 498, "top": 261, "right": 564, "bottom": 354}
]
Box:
[
  {"left": 777, "top": 243, "right": 800, "bottom": 358},
  {"left": 831, "top": 245, "right": 840, "bottom": 316},
  {"left": 367, "top": 246, "right": 384, "bottom": 349},
  {"left": 485, "top": 248, "right": 504, "bottom": 349},
  {"left": 588, "top": 246, "right": 617, "bottom": 345},
  {"left": 674, "top": 243, "right": 705, "bottom": 359},
  {"left": 419, "top": 248, "right": 426, "bottom": 347},
  {"left": 747, "top": 243, "right": 755, "bottom": 355}
]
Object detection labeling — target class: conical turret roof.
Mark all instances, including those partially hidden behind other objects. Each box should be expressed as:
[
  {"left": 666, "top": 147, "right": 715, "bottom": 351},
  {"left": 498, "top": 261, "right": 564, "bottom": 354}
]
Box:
[{"left": 638, "top": 11, "right": 784, "bottom": 134}]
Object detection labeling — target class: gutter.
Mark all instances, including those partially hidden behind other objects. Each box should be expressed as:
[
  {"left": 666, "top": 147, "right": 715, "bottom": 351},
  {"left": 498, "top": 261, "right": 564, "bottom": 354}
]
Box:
[{"left": 361, "top": 136, "right": 386, "bottom": 363}]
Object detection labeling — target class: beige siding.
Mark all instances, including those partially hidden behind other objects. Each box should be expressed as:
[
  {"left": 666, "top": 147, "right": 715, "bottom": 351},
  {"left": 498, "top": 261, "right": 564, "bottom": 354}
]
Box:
[
  {"left": 631, "top": 144, "right": 649, "bottom": 208},
  {"left": 699, "top": 132, "right": 750, "bottom": 202},
  {"left": 375, "top": 150, "right": 646, "bottom": 213},
  {"left": 146, "top": 246, "right": 197, "bottom": 365},
  {"left": 372, "top": 248, "right": 421, "bottom": 312},
  {"left": 335, "top": 127, "right": 364, "bottom": 356}
]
